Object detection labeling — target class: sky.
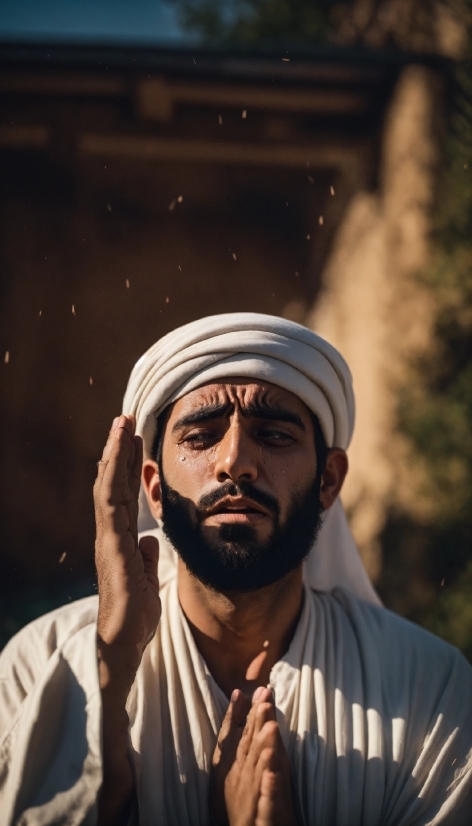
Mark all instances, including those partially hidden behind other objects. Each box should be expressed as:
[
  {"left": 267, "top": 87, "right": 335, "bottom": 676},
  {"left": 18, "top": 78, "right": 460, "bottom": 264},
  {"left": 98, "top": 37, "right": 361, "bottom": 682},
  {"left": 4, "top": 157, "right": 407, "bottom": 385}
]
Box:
[{"left": 0, "top": 0, "right": 197, "bottom": 46}]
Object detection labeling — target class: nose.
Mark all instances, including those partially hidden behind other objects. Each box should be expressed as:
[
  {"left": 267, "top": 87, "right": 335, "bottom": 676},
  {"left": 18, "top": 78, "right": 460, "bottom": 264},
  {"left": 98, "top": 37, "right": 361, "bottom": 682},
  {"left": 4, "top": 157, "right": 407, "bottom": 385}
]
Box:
[{"left": 214, "top": 418, "right": 258, "bottom": 484}]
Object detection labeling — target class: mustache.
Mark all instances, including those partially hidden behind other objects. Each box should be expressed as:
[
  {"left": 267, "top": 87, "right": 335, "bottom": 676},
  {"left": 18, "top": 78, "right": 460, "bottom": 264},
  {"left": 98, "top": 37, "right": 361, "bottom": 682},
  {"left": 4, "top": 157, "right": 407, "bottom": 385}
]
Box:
[{"left": 197, "top": 481, "right": 280, "bottom": 518}]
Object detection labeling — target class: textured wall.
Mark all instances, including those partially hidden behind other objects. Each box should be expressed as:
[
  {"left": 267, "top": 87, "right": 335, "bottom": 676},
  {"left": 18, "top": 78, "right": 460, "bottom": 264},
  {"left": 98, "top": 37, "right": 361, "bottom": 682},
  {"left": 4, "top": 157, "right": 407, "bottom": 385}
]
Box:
[{"left": 311, "top": 64, "right": 444, "bottom": 581}]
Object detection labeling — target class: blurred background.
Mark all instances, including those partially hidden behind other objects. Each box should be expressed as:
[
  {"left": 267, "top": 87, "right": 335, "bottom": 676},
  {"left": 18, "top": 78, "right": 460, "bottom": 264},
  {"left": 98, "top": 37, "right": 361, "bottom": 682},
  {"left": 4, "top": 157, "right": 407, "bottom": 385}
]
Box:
[{"left": 1, "top": 0, "right": 471, "bottom": 657}]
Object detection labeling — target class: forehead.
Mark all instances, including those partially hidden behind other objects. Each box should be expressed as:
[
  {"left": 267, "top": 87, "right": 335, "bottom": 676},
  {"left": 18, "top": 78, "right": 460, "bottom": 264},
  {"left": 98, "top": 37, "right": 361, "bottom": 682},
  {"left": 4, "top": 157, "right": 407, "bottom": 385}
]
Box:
[{"left": 168, "top": 378, "right": 311, "bottom": 420}]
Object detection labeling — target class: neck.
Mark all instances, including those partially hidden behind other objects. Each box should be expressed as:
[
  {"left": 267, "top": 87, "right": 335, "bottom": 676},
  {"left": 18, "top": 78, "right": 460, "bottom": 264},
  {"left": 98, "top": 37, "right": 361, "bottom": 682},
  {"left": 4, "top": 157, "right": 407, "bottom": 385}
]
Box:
[{"left": 177, "top": 559, "right": 304, "bottom": 699}]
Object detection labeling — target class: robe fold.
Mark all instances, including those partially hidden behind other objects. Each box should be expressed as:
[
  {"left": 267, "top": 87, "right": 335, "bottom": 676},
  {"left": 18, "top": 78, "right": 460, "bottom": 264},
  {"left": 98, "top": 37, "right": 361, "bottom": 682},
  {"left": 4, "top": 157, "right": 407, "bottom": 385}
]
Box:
[{"left": 1, "top": 578, "right": 471, "bottom": 825}]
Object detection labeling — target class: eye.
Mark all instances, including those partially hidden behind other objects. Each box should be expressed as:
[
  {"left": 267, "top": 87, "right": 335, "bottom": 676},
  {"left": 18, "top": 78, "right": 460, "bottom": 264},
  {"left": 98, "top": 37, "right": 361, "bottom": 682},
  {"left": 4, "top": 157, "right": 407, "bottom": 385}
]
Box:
[
  {"left": 182, "top": 429, "right": 220, "bottom": 449},
  {"left": 256, "top": 428, "right": 295, "bottom": 446}
]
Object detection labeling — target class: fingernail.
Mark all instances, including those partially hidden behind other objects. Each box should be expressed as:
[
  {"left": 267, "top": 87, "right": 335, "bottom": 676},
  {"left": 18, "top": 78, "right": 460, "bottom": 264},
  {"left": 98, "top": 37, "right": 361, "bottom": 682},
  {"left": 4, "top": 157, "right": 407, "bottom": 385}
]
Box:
[
  {"left": 252, "top": 686, "right": 265, "bottom": 703},
  {"left": 230, "top": 689, "right": 239, "bottom": 703},
  {"left": 111, "top": 417, "right": 120, "bottom": 430}
]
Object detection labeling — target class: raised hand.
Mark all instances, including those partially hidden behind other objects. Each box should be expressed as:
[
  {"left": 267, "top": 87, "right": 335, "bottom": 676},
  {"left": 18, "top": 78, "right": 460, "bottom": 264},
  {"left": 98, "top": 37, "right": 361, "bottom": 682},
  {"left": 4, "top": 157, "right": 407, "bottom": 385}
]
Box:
[
  {"left": 211, "top": 687, "right": 299, "bottom": 826},
  {"left": 93, "top": 415, "right": 160, "bottom": 825},
  {"left": 94, "top": 414, "right": 160, "bottom": 685}
]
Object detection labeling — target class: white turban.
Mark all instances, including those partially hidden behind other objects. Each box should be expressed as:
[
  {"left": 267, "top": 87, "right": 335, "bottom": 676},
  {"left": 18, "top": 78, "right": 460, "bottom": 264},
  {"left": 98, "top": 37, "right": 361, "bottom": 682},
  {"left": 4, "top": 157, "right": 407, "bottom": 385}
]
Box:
[{"left": 123, "top": 312, "right": 380, "bottom": 605}]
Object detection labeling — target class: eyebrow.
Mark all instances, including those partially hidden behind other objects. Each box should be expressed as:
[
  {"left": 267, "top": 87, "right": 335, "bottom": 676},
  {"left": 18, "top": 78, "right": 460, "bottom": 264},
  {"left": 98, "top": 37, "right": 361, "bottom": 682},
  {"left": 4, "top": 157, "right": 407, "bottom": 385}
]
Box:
[{"left": 172, "top": 400, "right": 306, "bottom": 431}]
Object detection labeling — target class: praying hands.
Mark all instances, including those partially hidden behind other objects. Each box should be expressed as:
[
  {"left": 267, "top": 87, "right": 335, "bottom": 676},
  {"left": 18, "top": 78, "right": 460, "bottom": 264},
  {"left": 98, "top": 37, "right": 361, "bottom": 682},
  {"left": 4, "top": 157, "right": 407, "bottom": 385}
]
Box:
[{"left": 212, "top": 687, "right": 299, "bottom": 826}]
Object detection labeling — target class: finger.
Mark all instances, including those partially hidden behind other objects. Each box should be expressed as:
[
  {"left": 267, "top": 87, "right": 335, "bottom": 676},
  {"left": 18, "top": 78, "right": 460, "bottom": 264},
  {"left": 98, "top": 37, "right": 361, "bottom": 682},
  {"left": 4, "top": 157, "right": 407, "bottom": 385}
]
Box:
[
  {"left": 249, "top": 687, "right": 275, "bottom": 742},
  {"left": 255, "top": 752, "right": 278, "bottom": 826},
  {"left": 139, "top": 535, "right": 160, "bottom": 580},
  {"left": 240, "top": 710, "right": 278, "bottom": 782},
  {"left": 235, "top": 699, "right": 259, "bottom": 764},
  {"left": 213, "top": 690, "right": 249, "bottom": 765},
  {"left": 129, "top": 434, "right": 143, "bottom": 501},
  {"left": 94, "top": 417, "right": 121, "bottom": 493},
  {"left": 254, "top": 701, "right": 276, "bottom": 737},
  {"left": 95, "top": 414, "right": 133, "bottom": 496},
  {"left": 252, "top": 686, "right": 273, "bottom": 705},
  {"left": 255, "top": 740, "right": 297, "bottom": 826},
  {"left": 96, "top": 428, "right": 136, "bottom": 538},
  {"left": 101, "top": 422, "right": 134, "bottom": 499},
  {"left": 235, "top": 688, "right": 272, "bottom": 770},
  {"left": 125, "top": 414, "right": 136, "bottom": 438},
  {"left": 256, "top": 720, "right": 281, "bottom": 751}
]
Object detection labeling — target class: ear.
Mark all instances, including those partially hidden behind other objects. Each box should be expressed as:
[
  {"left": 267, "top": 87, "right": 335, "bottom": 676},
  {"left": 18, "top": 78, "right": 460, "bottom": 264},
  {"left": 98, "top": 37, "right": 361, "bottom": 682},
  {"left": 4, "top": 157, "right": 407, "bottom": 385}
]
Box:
[
  {"left": 142, "top": 460, "right": 163, "bottom": 521},
  {"left": 319, "top": 448, "right": 348, "bottom": 511}
]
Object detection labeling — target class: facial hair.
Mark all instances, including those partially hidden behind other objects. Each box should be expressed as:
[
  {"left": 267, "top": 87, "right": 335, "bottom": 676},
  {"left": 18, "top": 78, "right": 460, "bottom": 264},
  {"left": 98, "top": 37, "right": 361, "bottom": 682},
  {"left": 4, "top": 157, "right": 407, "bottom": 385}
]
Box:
[{"left": 158, "top": 462, "right": 324, "bottom": 593}]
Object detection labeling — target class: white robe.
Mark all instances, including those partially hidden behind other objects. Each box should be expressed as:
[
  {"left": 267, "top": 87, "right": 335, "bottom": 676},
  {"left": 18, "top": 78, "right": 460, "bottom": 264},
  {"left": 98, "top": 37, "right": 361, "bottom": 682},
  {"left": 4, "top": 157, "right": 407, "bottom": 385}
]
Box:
[{"left": 1, "top": 577, "right": 472, "bottom": 826}]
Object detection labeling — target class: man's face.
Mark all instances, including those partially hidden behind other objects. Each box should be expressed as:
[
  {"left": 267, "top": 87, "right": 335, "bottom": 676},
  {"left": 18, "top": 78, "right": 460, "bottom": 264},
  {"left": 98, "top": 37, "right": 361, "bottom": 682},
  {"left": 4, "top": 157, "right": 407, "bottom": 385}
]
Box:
[{"left": 144, "top": 379, "right": 326, "bottom": 592}]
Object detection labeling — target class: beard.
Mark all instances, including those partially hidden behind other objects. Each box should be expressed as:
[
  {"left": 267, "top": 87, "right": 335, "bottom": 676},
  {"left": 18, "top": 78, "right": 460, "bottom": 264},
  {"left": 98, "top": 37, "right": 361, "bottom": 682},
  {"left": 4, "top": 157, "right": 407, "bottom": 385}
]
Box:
[{"left": 158, "top": 461, "right": 324, "bottom": 593}]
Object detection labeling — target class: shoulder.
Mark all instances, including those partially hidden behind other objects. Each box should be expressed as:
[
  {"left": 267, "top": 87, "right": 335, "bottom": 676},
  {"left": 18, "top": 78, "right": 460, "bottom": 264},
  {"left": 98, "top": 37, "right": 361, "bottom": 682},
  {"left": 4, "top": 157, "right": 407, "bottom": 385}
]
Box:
[
  {"left": 332, "top": 587, "right": 464, "bottom": 658},
  {"left": 312, "top": 586, "right": 472, "bottom": 706},
  {"left": 0, "top": 596, "right": 99, "bottom": 723}
]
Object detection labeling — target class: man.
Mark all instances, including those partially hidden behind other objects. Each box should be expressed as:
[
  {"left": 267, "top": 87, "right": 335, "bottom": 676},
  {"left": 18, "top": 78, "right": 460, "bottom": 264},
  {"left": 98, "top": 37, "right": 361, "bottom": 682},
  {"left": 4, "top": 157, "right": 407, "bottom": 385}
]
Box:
[{"left": 0, "top": 312, "right": 471, "bottom": 826}]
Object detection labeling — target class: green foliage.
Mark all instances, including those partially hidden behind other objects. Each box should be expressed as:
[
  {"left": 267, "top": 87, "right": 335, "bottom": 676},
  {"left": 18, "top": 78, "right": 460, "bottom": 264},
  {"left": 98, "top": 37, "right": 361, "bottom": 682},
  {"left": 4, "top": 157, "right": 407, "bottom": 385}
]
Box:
[
  {"left": 168, "top": 0, "right": 335, "bottom": 47},
  {"left": 396, "top": 52, "right": 472, "bottom": 658}
]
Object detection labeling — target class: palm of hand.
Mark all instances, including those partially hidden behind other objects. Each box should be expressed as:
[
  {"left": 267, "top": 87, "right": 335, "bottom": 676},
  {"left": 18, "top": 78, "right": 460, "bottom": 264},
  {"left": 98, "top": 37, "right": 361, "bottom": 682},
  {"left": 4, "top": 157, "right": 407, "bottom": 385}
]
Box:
[{"left": 95, "top": 416, "right": 160, "bottom": 675}]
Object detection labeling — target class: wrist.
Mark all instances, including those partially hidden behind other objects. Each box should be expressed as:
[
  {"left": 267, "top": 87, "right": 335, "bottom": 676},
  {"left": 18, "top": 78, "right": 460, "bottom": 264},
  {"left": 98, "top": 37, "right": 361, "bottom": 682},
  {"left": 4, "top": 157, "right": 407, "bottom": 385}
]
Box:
[{"left": 97, "top": 637, "right": 141, "bottom": 698}]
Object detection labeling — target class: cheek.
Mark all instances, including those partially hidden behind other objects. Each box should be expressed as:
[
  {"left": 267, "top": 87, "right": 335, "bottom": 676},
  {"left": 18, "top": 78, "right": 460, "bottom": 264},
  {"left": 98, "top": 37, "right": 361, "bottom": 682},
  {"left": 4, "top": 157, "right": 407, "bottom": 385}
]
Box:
[
  {"left": 265, "top": 453, "right": 315, "bottom": 503},
  {"left": 163, "top": 446, "right": 216, "bottom": 499}
]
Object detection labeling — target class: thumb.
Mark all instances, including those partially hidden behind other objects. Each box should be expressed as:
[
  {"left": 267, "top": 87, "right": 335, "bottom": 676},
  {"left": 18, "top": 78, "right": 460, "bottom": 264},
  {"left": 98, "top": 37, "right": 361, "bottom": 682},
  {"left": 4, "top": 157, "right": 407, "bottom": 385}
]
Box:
[{"left": 139, "top": 534, "right": 160, "bottom": 576}]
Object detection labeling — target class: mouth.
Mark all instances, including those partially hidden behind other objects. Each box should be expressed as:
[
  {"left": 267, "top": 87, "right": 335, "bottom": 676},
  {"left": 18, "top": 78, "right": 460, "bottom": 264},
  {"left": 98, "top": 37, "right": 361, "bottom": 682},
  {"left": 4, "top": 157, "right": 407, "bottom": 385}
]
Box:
[{"left": 204, "top": 497, "right": 269, "bottom": 524}]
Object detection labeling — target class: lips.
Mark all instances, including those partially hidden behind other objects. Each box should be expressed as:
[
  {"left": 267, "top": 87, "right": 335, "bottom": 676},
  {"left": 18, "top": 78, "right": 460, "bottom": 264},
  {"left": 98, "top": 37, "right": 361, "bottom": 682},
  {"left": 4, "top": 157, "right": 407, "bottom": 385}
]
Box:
[
  {"left": 207, "top": 496, "right": 267, "bottom": 515},
  {"left": 204, "top": 496, "right": 268, "bottom": 523}
]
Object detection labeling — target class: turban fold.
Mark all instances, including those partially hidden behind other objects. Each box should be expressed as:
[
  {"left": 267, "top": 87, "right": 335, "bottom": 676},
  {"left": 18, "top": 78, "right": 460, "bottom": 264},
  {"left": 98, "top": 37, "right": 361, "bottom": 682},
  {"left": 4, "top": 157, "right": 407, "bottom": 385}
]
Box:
[
  {"left": 123, "top": 312, "right": 380, "bottom": 605},
  {"left": 123, "top": 312, "right": 355, "bottom": 456}
]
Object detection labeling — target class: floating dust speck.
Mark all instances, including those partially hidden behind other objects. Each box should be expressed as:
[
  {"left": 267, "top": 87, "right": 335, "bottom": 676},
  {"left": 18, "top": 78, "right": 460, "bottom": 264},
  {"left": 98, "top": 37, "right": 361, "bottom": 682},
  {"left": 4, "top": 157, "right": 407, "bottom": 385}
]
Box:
[
  {"left": 59, "top": 552, "right": 67, "bottom": 563},
  {"left": 72, "top": 304, "right": 76, "bottom": 315},
  {"left": 232, "top": 252, "right": 237, "bottom": 261},
  {"left": 318, "top": 215, "right": 324, "bottom": 226},
  {"left": 126, "top": 279, "right": 130, "bottom": 289},
  {"left": 295, "top": 271, "right": 299, "bottom": 277},
  {"left": 242, "top": 109, "right": 247, "bottom": 119},
  {"left": 4, "top": 350, "right": 10, "bottom": 364},
  {"left": 308, "top": 175, "right": 314, "bottom": 184},
  {"left": 282, "top": 57, "right": 290, "bottom": 62},
  {"left": 107, "top": 203, "right": 112, "bottom": 212},
  {"left": 165, "top": 296, "right": 170, "bottom": 303},
  {"left": 89, "top": 376, "right": 93, "bottom": 386},
  {"left": 178, "top": 265, "right": 182, "bottom": 271},
  {"left": 263, "top": 640, "right": 269, "bottom": 648},
  {"left": 218, "top": 115, "right": 223, "bottom": 125},
  {"left": 169, "top": 195, "right": 183, "bottom": 210},
  {"left": 306, "top": 234, "right": 311, "bottom": 240},
  {"left": 441, "top": 578, "right": 445, "bottom": 587},
  {"left": 464, "top": 163, "right": 468, "bottom": 170},
  {"left": 38, "top": 310, "right": 42, "bottom": 317},
  {"left": 330, "top": 186, "right": 335, "bottom": 196}
]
